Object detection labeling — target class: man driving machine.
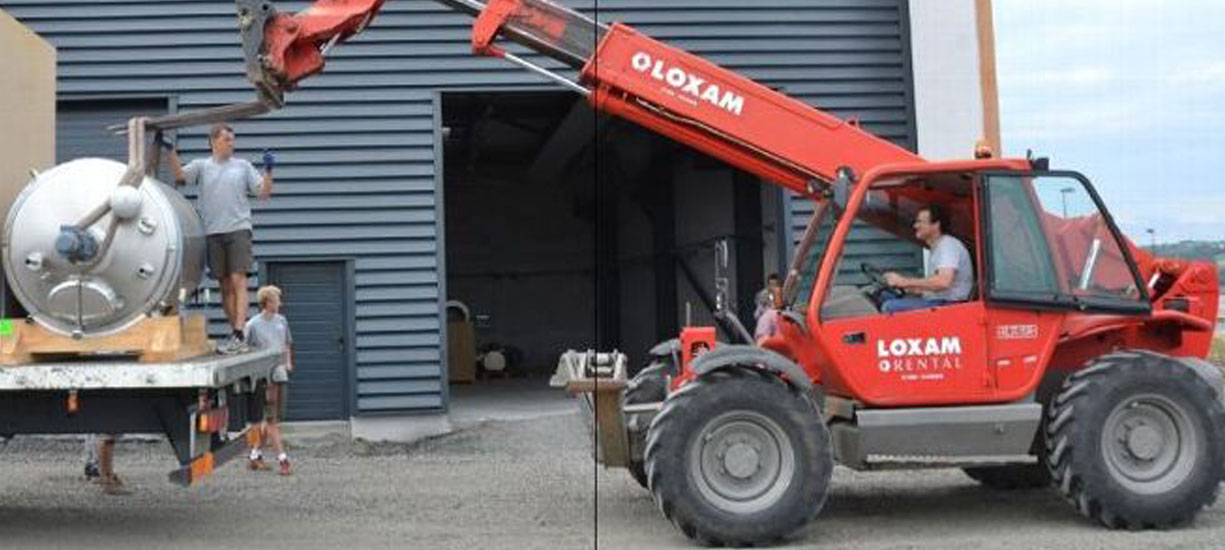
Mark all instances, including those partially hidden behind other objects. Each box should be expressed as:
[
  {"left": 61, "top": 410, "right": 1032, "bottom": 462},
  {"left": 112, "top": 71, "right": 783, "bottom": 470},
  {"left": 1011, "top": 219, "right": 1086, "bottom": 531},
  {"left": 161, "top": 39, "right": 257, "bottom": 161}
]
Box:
[{"left": 881, "top": 205, "right": 974, "bottom": 313}]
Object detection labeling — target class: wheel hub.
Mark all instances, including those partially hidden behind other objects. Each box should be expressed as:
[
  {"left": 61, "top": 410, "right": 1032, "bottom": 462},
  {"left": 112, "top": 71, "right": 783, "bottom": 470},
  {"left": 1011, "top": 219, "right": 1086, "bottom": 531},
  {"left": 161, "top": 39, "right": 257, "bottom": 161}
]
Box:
[
  {"left": 1125, "top": 423, "right": 1164, "bottom": 461},
  {"left": 723, "top": 442, "right": 760, "bottom": 479},
  {"left": 1101, "top": 394, "right": 1198, "bottom": 495},
  {"left": 690, "top": 411, "right": 796, "bottom": 514}
]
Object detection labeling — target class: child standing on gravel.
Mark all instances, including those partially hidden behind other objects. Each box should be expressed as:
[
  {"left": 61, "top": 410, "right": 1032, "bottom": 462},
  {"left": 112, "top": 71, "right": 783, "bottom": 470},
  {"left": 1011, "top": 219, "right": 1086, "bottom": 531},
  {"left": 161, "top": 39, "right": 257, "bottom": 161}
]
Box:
[{"left": 245, "top": 285, "right": 294, "bottom": 475}]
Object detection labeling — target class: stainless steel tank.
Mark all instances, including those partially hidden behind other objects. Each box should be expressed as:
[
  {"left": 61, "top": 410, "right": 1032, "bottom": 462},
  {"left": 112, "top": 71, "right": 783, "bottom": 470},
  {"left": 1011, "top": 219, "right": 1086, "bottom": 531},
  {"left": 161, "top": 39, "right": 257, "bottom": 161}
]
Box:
[{"left": 3, "top": 157, "right": 205, "bottom": 337}]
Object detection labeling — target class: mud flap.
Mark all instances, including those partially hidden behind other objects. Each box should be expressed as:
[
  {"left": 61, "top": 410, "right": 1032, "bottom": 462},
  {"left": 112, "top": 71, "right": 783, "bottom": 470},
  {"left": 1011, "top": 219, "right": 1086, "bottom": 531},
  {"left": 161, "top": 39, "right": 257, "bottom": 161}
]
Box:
[{"left": 553, "top": 350, "right": 633, "bottom": 468}]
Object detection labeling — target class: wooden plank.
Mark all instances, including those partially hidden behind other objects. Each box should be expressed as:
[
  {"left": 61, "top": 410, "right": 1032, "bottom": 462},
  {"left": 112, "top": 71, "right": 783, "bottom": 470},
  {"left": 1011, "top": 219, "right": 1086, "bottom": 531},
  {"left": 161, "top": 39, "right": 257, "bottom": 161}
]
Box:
[{"left": 0, "top": 315, "right": 215, "bottom": 364}]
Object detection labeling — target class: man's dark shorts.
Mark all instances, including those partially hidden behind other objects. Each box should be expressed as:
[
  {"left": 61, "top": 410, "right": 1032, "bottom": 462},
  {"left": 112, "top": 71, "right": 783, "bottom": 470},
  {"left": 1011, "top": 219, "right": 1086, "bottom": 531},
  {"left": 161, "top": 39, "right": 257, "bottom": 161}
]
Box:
[{"left": 205, "top": 229, "right": 253, "bottom": 279}]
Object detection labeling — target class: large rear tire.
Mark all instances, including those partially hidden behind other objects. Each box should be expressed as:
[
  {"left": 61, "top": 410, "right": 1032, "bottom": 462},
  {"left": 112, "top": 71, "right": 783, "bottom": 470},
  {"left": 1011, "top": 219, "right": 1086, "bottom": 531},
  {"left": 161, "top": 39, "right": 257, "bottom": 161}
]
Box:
[
  {"left": 644, "top": 369, "right": 831, "bottom": 546},
  {"left": 1046, "top": 351, "right": 1225, "bottom": 528}
]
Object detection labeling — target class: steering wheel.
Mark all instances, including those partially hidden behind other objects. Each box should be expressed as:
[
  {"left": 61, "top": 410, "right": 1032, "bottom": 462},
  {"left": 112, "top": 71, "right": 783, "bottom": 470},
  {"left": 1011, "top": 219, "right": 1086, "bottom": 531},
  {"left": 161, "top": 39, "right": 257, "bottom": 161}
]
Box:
[
  {"left": 860, "top": 261, "right": 889, "bottom": 287},
  {"left": 860, "top": 262, "right": 905, "bottom": 305}
]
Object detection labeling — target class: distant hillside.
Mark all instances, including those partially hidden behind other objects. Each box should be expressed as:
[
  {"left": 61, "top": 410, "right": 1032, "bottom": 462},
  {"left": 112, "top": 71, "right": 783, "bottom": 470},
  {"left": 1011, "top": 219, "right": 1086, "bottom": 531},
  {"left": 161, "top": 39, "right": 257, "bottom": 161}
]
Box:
[
  {"left": 1151, "top": 240, "right": 1225, "bottom": 261},
  {"left": 1149, "top": 240, "right": 1225, "bottom": 286}
]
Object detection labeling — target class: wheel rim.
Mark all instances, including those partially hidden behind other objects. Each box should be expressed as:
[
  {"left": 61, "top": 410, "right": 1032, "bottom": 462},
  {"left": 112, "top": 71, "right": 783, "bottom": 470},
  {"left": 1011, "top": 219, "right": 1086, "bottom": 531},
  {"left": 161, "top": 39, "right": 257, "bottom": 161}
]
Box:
[
  {"left": 1100, "top": 393, "right": 1199, "bottom": 495},
  {"left": 689, "top": 410, "right": 796, "bottom": 514}
]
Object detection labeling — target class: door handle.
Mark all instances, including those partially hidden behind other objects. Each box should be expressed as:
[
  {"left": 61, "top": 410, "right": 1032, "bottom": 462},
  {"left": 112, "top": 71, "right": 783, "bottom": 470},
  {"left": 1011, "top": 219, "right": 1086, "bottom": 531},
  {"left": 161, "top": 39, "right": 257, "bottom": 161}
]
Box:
[{"left": 842, "top": 331, "right": 866, "bottom": 345}]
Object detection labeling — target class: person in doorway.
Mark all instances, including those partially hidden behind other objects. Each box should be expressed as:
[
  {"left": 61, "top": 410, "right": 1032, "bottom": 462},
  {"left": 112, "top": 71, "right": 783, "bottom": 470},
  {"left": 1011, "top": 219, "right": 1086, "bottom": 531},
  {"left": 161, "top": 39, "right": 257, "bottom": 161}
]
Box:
[
  {"left": 881, "top": 205, "right": 974, "bottom": 313},
  {"left": 245, "top": 285, "right": 294, "bottom": 476},
  {"left": 754, "top": 273, "right": 782, "bottom": 321},
  {"left": 167, "top": 124, "right": 274, "bottom": 354},
  {"left": 754, "top": 274, "right": 783, "bottom": 340}
]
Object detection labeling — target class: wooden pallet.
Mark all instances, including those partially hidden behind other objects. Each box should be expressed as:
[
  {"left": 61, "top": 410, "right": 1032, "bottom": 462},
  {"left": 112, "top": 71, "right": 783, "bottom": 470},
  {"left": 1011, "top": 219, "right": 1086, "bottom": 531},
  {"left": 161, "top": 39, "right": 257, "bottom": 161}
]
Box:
[{"left": 0, "top": 315, "right": 215, "bottom": 365}]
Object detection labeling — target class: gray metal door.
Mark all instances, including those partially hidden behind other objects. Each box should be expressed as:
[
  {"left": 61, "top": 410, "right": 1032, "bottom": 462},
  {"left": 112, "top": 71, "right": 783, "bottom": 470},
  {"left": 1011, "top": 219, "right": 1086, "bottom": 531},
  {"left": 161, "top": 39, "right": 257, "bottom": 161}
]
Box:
[{"left": 266, "top": 261, "right": 350, "bottom": 421}]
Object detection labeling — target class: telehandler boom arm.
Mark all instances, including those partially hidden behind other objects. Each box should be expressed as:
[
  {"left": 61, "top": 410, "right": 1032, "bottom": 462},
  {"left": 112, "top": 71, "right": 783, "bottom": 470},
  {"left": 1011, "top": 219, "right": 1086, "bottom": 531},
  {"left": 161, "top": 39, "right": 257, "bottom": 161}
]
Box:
[{"left": 245, "top": 0, "right": 924, "bottom": 196}]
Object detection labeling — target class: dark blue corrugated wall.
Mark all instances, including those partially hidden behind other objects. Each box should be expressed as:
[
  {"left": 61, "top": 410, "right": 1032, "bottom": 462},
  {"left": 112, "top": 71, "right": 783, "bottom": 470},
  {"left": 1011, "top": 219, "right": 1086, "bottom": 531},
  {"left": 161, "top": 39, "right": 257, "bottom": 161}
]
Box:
[{"left": 2, "top": 0, "right": 916, "bottom": 415}]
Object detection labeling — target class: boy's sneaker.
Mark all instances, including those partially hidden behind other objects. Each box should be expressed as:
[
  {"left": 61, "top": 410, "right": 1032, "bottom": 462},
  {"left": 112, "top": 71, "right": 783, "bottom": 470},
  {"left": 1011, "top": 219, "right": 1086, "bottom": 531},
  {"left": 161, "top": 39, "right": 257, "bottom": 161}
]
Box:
[
  {"left": 84, "top": 461, "right": 100, "bottom": 480},
  {"left": 248, "top": 456, "right": 270, "bottom": 471},
  {"left": 278, "top": 457, "right": 293, "bottom": 476}
]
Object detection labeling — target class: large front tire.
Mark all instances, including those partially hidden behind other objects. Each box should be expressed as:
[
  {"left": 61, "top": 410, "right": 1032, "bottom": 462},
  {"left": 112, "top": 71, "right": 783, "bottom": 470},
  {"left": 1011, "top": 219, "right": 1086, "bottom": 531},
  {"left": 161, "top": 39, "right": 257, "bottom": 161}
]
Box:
[
  {"left": 644, "top": 369, "right": 831, "bottom": 546},
  {"left": 625, "top": 358, "right": 675, "bottom": 488},
  {"left": 1046, "top": 351, "right": 1225, "bottom": 529}
]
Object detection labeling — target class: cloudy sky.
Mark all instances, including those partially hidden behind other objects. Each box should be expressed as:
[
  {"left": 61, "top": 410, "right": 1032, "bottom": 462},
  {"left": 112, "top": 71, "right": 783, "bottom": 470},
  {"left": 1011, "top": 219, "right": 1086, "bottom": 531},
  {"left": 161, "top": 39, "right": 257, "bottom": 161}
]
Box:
[{"left": 993, "top": 0, "right": 1225, "bottom": 243}]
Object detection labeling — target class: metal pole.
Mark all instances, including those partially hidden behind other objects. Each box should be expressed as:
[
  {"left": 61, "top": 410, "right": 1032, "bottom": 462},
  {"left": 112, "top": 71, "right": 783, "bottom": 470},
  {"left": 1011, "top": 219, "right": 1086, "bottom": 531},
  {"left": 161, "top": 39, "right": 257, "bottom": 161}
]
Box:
[{"left": 501, "top": 52, "right": 591, "bottom": 97}]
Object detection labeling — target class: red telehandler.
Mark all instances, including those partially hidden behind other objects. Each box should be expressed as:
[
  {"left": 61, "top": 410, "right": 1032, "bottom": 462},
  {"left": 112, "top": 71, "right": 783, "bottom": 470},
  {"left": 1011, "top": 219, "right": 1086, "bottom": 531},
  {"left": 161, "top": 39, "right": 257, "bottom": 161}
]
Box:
[{"left": 178, "top": 0, "right": 1222, "bottom": 545}]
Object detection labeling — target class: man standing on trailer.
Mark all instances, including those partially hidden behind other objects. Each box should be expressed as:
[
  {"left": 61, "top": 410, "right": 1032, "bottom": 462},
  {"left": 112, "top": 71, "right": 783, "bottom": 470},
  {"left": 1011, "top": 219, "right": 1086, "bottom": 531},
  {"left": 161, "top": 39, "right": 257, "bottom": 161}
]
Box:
[{"left": 166, "top": 124, "right": 274, "bottom": 353}]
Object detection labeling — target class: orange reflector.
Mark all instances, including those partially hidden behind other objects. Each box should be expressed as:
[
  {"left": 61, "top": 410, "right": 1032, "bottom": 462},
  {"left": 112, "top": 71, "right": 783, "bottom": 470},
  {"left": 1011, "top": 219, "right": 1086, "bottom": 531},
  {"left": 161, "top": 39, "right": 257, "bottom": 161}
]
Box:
[
  {"left": 197, "top": 409, "right": 229, "bottom": 433},
  {"left": 189, "top": 452, "right": 215, "bottom": 482}
]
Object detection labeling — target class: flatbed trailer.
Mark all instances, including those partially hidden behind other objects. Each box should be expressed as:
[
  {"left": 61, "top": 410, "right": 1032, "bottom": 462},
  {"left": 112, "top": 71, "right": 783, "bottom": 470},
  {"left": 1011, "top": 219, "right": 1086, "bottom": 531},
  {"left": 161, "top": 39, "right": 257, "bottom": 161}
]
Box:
[{"left": 0, "top": 348, "right": 279, "bottom": 485}]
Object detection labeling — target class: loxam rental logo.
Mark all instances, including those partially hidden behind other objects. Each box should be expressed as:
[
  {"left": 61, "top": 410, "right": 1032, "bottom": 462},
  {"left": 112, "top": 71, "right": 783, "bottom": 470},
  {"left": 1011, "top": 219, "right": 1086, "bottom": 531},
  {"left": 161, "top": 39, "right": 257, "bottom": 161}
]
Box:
[
  {"left": 876, "top": 336, "right": 963, "bottom": 379},
  {"left": 630, "top": 52, "right": 745, "bottom": 116}
]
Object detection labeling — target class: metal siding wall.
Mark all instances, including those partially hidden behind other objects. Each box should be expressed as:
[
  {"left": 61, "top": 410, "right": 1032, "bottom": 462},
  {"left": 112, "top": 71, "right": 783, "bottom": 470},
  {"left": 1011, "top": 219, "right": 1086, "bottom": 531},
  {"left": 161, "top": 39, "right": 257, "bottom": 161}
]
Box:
[{"left": 3, "top": 0, "right": 916, "bottom": 415}]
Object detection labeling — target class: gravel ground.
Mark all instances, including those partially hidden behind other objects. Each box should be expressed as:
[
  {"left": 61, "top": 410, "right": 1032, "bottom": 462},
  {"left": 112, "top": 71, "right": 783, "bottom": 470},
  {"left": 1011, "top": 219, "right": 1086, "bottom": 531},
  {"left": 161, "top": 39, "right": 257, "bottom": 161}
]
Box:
[
  {"left": 3, "top": 410, "right": 1224, "bottom": 550},
  {"left": 596, "top": 454, "right": 1225, "bottom": 550},
  {"left": 0, "top": 413, "right": 593, "bottom": 550}
]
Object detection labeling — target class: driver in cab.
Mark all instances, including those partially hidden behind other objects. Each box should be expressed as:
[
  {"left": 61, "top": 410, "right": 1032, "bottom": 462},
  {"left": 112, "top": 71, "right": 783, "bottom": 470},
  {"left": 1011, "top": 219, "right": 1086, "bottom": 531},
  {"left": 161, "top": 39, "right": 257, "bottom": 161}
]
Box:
[{"left": 881, "top": 205, "right": 974, "bottom": 313}]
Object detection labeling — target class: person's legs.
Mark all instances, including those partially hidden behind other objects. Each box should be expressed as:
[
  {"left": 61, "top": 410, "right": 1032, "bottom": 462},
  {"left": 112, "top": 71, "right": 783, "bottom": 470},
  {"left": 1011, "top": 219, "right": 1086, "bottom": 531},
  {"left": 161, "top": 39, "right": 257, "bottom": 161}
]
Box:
[
  {"left": 248, "top": 418, "right": 269, "bottom": 470},
  {"left": 267, "top": 386, "right": 288, "bottom": 467},
  {"left": 262, "top": 383, "right": 292, "bottom": 475},
  {"left": 83, "top": 434, "right": 100, "bottom": 479},
  {"left": 98, "top": 436, "right": 113, "bottom": 479},
  {"left": 230, "top": 272, "right": 249, "bottom": 333},
  {"left": 207, "top": 234, "right": 233, "bottom": 325},
  {"left": 228, "top": 230, "right": 253, "bottom": 335},
  {"left": 881, "top": 297, "right": 949, "bottom": 314},
  {"left": 97, "top": 434, "right": 128, "bottom": 494},
  {"left": 220, "top": 277, "right": 234, "bottom": 324}
]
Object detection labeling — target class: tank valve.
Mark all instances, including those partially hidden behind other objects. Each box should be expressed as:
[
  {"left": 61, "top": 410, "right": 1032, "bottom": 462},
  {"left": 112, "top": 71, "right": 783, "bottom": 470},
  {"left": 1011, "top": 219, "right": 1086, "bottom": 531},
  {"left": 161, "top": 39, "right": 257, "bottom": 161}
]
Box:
[
  {"left": 137, "top": 263, "right": 156, "bottom": 279},
  {"left": 55, "top": 226, "right": 99, "bottom": 263}
]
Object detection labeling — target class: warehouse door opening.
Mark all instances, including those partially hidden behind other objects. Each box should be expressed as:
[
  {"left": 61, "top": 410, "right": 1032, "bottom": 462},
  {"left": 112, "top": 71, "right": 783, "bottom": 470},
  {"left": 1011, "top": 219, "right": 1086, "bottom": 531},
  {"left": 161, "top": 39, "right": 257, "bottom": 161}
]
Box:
[{"left": 440, "top": 90, "right": 782, "bottom": 419}]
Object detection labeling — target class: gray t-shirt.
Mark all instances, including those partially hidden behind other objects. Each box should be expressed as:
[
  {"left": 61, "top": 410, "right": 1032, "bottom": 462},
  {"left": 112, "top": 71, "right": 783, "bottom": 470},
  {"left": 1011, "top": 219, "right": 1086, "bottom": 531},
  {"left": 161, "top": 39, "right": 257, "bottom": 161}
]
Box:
[
  {"left": 244, "top": 312, "right": 292, "bottom": 368},
  {"left": 927, "top": 234, "right": 973, "bottom": 301},
  {"left": 182, "top": 156, "right": 262, "bottom": 235}
]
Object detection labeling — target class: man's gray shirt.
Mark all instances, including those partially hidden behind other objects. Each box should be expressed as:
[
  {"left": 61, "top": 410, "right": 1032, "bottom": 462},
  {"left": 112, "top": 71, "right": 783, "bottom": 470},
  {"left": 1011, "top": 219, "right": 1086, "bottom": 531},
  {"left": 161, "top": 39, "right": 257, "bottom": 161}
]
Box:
[
  {"left": 927, "top": 234, "right": 973, "bottom": 301},
  {"left": 182, "top": 157, "right": 262, "bottom": 235},
  {"left": 244, "top": 312, "right": 292, "bottom": 368}
]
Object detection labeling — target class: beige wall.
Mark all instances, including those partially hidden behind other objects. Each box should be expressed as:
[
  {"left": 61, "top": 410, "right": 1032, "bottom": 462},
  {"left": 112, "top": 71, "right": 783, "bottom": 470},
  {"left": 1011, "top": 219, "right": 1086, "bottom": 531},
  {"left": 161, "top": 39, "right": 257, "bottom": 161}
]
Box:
[
  {"left": 907, "top": 0, "right": 1000, "bottom": 160},
  {"left": 0, "top": 9, "right": 55, "bottom": 218}
]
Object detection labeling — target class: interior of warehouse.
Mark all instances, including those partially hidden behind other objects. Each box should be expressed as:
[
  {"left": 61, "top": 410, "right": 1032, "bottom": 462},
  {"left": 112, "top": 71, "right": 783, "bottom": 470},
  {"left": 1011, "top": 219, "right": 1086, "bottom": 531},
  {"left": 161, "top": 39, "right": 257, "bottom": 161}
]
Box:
[{"left": 441, "top": 90, "right": 787, "bottom": 391}]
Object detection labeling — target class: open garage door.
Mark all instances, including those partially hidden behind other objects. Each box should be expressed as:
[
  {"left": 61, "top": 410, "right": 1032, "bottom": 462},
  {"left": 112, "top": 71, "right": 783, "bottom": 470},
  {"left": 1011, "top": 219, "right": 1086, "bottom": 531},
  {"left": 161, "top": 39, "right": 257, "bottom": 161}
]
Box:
[{"left": 439, "top": 90, "right": 782, "bottom": 419}]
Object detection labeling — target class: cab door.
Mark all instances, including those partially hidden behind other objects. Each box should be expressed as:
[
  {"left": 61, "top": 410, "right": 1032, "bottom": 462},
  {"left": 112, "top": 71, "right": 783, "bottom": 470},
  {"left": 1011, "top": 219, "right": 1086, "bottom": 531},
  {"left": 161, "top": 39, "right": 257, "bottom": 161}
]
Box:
[
  {"left": 824, "top": 300, "right": 993, "bottom": 406},
  {"left": 979, "top": 172, "right": 1149, "bottom": 399}
]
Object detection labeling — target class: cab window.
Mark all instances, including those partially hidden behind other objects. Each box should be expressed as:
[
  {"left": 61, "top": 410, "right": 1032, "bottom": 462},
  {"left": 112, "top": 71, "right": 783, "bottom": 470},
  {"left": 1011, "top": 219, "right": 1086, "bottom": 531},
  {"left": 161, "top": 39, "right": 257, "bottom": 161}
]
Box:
[{"left": 984, "top": 173, "right": 1147, "bottom": 312}]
